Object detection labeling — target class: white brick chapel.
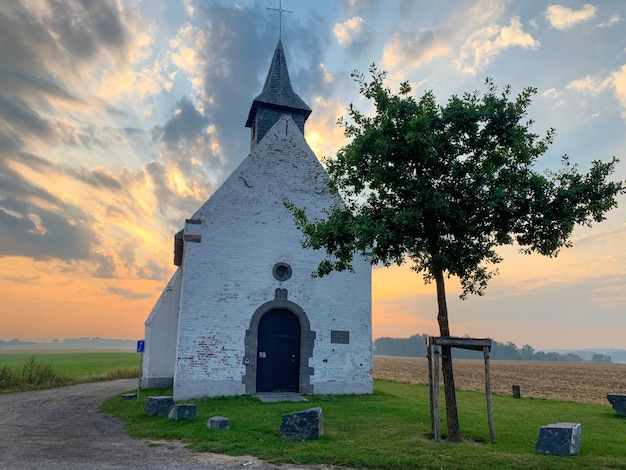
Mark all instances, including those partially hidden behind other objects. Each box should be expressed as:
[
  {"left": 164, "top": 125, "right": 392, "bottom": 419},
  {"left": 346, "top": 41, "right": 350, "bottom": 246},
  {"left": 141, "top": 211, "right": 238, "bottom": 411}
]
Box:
[{"left": 141, "top": 40, "right": 372, "bottom": 400}]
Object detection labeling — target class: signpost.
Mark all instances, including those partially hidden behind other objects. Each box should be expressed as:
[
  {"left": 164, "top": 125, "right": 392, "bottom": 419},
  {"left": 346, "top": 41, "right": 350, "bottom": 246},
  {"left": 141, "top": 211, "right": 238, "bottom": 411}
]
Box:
[{"left": 136, "top": 340, "right": 145, "bottom": 402}]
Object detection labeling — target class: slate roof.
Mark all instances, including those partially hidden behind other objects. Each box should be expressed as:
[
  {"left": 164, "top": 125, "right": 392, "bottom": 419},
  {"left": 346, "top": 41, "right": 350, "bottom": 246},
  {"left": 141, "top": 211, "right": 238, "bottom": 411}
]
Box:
[{"left": 245, "top": 40, "right": 312, "bottom": 128}]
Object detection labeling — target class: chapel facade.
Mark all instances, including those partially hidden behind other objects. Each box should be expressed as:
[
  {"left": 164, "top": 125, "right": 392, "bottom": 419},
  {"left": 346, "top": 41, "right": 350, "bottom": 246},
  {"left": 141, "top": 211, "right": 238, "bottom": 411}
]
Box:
[{"left": 141, "top": 40, "right": 372, "bottom": 400}]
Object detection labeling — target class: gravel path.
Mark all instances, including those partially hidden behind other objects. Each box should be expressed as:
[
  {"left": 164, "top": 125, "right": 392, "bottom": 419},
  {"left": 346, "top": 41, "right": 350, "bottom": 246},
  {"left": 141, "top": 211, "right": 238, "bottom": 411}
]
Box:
[{"left": 0, "top": 379, "right": 328, "bottom": 470}]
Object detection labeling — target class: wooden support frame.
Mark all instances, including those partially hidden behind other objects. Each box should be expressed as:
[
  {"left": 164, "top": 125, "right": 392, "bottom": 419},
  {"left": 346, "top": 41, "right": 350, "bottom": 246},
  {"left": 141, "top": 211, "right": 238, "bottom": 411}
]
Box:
[{"left": 426, "top": 336, "right": 496, "bottom": 443}]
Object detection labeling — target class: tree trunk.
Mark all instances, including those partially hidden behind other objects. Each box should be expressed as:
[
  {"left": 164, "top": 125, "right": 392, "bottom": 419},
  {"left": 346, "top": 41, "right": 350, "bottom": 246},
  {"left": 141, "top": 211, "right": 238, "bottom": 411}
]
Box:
[{"left": 435, "top": 270, "right": 461, "bottom": 442}]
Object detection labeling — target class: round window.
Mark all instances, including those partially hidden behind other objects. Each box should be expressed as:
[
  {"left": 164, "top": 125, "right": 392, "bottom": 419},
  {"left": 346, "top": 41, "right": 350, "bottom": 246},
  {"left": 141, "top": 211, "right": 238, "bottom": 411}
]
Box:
[{"left": 272, "top": 262, "right": 292, "bottom": 281}]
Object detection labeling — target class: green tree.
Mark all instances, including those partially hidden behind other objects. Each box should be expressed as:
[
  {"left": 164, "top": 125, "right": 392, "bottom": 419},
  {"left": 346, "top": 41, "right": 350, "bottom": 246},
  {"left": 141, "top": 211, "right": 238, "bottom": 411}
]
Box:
[
  {"left": 288, "top": 66, "right": 624, "bottom": 441},
  {"left": 591, "top": 353, "right": 612, "bottom": 363},
  {"left": 520, "top": 344, "right": 535, "bottom": 361}
]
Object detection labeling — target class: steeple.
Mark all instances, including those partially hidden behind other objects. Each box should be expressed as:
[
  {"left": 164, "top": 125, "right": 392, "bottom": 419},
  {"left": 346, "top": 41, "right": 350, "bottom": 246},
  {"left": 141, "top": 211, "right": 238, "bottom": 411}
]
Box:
[{"left": 245, "top": 40, "right": 312, "bottom": 149}]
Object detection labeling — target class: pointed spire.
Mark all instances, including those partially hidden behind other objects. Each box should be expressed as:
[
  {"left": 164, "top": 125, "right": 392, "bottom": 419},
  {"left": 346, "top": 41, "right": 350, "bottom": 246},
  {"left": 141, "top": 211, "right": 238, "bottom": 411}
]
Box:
[{"left": 245, "top": 41, "right": 312, "bottom": 148}]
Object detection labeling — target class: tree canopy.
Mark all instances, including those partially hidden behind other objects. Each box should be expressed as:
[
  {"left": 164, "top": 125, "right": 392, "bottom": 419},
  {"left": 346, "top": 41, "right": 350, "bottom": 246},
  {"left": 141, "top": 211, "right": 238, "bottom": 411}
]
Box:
[
  {"left": 288, "top": 65, "right": 624, "bottom": 441},
  {"left": 290, "top": 66, "right": 624, "bottom": 299}
]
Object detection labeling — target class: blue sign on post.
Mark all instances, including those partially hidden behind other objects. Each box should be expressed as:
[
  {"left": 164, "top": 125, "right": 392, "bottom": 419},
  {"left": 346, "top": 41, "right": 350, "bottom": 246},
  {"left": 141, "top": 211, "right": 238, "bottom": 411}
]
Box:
[{"left": 136, "top": 340, "right": 145, "bottom": 402}]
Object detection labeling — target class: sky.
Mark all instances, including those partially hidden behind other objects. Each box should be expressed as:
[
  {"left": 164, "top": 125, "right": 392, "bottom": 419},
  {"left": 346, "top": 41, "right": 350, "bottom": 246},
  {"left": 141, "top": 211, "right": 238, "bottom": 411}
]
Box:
[{"left": 1, "top": 0, "right": 625, "bottom": 350}]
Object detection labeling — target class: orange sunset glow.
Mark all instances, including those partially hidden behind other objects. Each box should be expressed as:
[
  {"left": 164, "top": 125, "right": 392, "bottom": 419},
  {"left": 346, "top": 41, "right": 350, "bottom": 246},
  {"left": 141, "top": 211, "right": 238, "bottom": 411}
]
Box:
[{"left": 1, "top": 1, "right": 625, "bottom": 350}]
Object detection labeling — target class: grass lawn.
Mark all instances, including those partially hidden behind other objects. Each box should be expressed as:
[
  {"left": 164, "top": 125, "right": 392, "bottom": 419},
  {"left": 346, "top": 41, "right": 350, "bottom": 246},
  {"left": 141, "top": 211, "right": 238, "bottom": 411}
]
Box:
[
  {"left": 99, "top": 379, "right": 626, "bottom": 470},
  {"left": 0, "top": 352, "right": 139, "bottom": 391}
]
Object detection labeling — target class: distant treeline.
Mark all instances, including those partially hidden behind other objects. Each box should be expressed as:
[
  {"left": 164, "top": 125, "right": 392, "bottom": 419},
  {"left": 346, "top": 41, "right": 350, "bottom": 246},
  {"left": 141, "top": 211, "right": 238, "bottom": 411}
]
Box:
[
  {"left": 0, "top": 339, "right": 37, "bottom": 348},
  {"left": 374, "top": 334, "right": 610, "bottom": 362},
  {"left": 0, "top": 337, "right": 136, "bottom": 349},
  {"left": 56, "top": 337, "right": 136, "bottom": 348}
]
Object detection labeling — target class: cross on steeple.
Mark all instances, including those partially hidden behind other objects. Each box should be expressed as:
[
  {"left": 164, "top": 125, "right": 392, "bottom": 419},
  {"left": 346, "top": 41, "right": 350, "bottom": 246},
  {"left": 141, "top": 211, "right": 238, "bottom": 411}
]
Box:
[{"left": 267, "top": 0, "right": 292, "bottom": 40}]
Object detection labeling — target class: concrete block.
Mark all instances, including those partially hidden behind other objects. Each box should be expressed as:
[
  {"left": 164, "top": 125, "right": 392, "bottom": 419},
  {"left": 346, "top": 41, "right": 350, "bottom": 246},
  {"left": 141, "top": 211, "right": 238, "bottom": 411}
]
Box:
[
  {"left": 536, "top": 422, "right": 581, "bottom": 456},
  {"left": 144, "top": 396, "right": 175, "bottom": 416},
  {"left": 606, "top": 394, "right": 626, "bottom": 416},
  {"left": 207, "top": 416, "right": 230, "bottom": 430},
  {"left": 280, "top": 407, "right": 323, "bottom": 440},
  {"left": 168, "top": 404, "right": 197, "bottom": 420}
]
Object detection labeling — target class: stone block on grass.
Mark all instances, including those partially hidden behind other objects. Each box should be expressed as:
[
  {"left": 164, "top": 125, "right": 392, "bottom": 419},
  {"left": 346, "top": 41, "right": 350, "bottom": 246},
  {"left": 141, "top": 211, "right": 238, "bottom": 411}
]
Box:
[
  {"left": 280, "top": 407, "right": 323, "bottom": 440},
  {"left": 606, "top": 394, "right": 626, "bottom": 416},
  {"left": 535, "top": 422, "right": 581, "bottom": 456},
  {"left": 207, "top": 416, "right": 230, "bottom": 430},
  {"left": 144, "top": 396, "right": 175, "bottom": 416},
  {"left": 168, "top": 404, "right": 197, "bottom": 420}
]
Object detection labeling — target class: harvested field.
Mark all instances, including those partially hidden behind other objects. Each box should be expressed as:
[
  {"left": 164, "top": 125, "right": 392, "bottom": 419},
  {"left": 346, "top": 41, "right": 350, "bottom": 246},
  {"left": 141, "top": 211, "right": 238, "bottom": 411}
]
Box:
[{"left": 373, "top": 355, "right": 626, "bottom": 405}]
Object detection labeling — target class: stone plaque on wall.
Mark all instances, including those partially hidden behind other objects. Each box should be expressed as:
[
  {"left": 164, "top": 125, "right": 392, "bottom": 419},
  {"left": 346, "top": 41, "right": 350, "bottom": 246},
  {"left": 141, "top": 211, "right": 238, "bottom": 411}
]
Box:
[{"left": 331, "top": 330, "right": 349, "bottom": 344}]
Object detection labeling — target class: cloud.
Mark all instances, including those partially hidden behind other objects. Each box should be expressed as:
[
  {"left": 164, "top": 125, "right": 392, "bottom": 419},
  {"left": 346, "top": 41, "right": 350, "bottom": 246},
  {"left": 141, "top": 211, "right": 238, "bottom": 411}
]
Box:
[
  {"left": 541, "top": 88, "right": 566, "bottom": 107},
  {"left": 333, "top": 16, "right": 365, "bottom": 48},
  {"left": 546, "top": 4, "right": 597, "bottom": 30},
  {"left": 164, "top": 0, "right": 329, "bottom": 180},
  {"left": 463, "top": 0, "right": 508, "bottom": 30},
  {"left": 542, "top": 88, "right": 562, "bottom": 99},
  {"left": 611, "top": 64, "right": 626, "bottom": 119},
  {"left": 0, "top": 205, "right": 94, "bottom": 261},
  {"left": 159, "top": 97, "right": 209, "bottom": 145},
  {"left": 597, "top": 14, "right": 621, "bottom": 28},
  {"left": 50, "top": 0, "right": 128, "bottom": 59},
  {"left": 0, "top": 1, "right": 212, "bottom": 279},
  {"left": 0, "top": 150, "right": 97, "bottom": 263},
  {"left": 449, "top": 273, "right": 626, "bottom": 348},
  {"left": 3, "top": 274, "right": 42, "bottom": 285},
  {"left": 91, "top": 252, "right": 117, "bottom": 278},
  {"left": 458, "top": 16, "right": 539, "bottom": 75},
  {"left": 383, "top": 29, "right": 452, "bottom": 71},
  {"left": 571, "top": 227, "right": 626, "bottom": 248},
  {"left": 68, "top": 167, "right": 122, "bottom": 190},
  {"left": 52, "top": 119, "right": 128, "bottom": 150},
  {"left": 341, "top": 0, "right": 378, "bottom": 16},
  {"left": 0, "top": 1, "right": 133, "bottom": 97},
  {"left": 561, "top": 65, "right": 626, "bottom": 121},
  {"left": 136, "top": 258, "right": 171, "bottom": 281},
  {"left": 566, "top": 73, "right": 614, "bottom": 96},
  {"left": 168, "top": 22, "right": 206, "bottom": 93},
  {"left": 0, "top": 1, "right": 329, "bottom": 295},
  {"left": 0, "top": 95, "right": 54, "bottom": 142},
  {"left": 107, "top": 286, "right": 155, "bottom": 300},
  {"left": 305, "top": 96, "right": 348, "bottom": 158}
]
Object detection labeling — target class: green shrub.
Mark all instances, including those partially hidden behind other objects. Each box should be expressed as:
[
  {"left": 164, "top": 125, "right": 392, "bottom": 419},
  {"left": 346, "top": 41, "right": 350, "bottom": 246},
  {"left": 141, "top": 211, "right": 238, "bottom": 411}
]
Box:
[
  {"left": 0, "top": 355, "right": 68, "bottom": 391},
  {"left": 0, "top": 352, "right": 138, "bottom": 392},
  {"left": 0, "top": 365, "right": 18, "bottom": 389},
  {"left": 21, "top": 355, "right": 66, "bottom": 387}
]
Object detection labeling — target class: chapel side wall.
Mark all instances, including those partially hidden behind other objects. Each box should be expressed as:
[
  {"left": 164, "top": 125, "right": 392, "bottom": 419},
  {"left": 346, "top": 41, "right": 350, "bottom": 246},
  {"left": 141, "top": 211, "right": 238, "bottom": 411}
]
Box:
[
  {"left": 173, "top": 216, "right": 253, "bottom": 399},
  {"left": 141, "top": 268, "right": 181, "bottom": 388}
]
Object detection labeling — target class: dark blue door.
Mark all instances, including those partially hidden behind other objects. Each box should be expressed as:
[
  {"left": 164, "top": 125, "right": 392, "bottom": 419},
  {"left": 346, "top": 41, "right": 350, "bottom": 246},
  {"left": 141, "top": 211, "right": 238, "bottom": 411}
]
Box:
[{"left": 256, "top": 309, "right": 300, "bottom": 392}]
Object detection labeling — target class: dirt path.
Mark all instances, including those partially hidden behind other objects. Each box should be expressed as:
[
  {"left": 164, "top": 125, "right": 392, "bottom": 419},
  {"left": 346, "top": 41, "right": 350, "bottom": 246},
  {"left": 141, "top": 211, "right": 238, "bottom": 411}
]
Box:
[{"left": 0, "top": 380, "right": 326, "bottom": 470}]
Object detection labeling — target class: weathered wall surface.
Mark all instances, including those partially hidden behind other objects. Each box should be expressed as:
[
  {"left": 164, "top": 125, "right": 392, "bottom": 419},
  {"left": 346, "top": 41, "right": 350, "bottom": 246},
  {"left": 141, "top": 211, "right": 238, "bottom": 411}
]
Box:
[
  {"left": 173, "top": 115, "right": 372, "bottom": 400},
  {"left": 142, "top": 268, "right": 181, "bottom": 388}
]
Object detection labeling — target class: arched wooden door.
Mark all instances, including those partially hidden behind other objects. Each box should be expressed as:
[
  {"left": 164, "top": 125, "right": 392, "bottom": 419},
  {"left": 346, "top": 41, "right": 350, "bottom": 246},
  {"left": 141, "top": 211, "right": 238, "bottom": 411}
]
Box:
[{"left": 256, "top": 309, "right": 301, "bottom": 393}]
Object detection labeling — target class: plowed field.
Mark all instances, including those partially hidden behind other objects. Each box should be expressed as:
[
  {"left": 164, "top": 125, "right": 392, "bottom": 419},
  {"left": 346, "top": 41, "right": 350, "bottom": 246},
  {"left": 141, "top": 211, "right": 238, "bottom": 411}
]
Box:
[{"left": 373, "top": 356, "right": 626, "bottom": 405}]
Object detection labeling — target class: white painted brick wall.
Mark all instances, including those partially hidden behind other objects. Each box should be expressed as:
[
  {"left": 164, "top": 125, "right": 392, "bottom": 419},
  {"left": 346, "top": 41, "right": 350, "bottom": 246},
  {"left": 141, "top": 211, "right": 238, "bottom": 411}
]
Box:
[
  {"left": 142, "top": 268, "right": 181, "bottom": 388},
  {"left": 171, "top": 115, "right": 371, "bottom": 399}
]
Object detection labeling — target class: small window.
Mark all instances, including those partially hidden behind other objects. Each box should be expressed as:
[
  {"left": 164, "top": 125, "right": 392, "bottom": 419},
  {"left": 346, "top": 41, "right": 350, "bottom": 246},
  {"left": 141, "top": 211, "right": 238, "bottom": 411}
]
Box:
[{"left": 272, "top": 262, "right": 292, "bottom": 281}]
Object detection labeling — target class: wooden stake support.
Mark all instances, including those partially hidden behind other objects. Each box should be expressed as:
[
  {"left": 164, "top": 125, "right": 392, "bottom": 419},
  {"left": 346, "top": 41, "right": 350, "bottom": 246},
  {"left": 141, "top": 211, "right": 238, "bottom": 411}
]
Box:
[{"left": 426, "top": 336, "right": 496, "bottom": 443}]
